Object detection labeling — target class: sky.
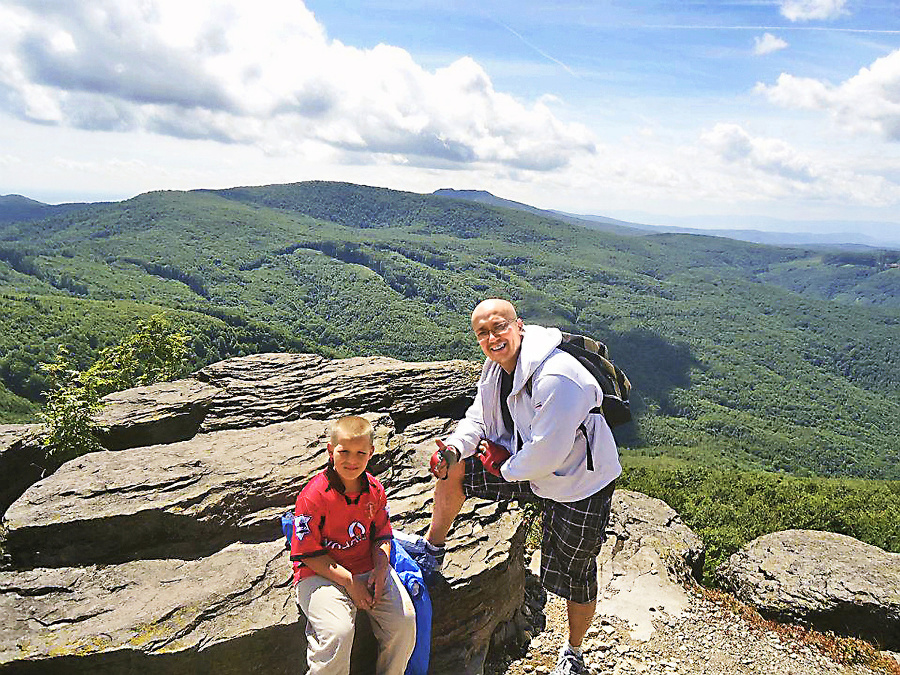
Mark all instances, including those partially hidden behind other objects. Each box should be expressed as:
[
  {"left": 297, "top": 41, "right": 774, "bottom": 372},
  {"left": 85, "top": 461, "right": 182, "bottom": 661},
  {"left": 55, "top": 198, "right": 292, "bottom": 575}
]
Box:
[{"left": 1, "top": 0, "right": 900, "bottom": 236}]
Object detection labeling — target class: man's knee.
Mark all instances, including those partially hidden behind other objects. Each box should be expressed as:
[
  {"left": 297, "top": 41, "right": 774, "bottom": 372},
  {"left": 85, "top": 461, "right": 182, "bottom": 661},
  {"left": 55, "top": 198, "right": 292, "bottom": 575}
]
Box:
[{"left": 434, "top": 458, "right": 465, "bottom": 497}]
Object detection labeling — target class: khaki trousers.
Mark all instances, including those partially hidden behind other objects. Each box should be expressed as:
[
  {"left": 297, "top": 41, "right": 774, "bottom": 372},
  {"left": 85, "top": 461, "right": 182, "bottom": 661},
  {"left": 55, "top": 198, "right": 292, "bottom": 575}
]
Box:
[{"left": 295, "top": 569, "right": 416, "bottom": 675}]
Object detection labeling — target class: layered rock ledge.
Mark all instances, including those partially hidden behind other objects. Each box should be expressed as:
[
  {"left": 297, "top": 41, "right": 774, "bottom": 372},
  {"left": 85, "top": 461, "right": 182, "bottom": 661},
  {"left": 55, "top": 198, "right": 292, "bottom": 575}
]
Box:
[{"left": 716, "top": 529, "right": 900, "bottom": 650}]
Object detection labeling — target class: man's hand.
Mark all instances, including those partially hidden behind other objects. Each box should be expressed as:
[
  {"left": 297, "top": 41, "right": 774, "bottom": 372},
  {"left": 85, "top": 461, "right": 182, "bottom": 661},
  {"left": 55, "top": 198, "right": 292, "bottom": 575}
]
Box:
[
  {"left": 429, "top": 439, "right": 459, "bottom": 480},
  {"left": 346, "top": 575, "right": 375, "bottom": 610},
  {"left": 477, "top": 439, "right": 510, "bottom": 477}
]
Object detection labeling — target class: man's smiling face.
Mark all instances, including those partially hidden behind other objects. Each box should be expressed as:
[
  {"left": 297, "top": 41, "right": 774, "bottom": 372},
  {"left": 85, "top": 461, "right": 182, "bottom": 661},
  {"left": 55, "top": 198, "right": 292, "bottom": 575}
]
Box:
[{"left": 471, "top": 299, "right": 523, "bottom": 373}]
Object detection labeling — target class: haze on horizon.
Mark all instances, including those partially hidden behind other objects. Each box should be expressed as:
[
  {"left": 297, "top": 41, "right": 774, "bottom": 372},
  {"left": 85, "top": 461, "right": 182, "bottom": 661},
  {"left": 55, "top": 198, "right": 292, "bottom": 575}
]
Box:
[{"left": 1, "top": 0, "right": 900, "bottom": 241}]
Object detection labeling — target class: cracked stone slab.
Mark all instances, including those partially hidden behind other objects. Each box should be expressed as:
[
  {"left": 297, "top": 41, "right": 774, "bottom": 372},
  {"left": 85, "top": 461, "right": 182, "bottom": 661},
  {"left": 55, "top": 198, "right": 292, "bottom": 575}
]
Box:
[
  {"left": 194, "top": 353, "right": 480, "bottom": 432},
  {"left": 716, "top": 529, "right": 900, "bottom": 650},
  {"left": 544, "top": 490, "right": 705, "bottom": 643},
  {"left": 93, "top": 379, "right": 222, "bottom": 450},
  {"left": 0, "top": 540, "right": 302, "bottom": 674},
  {"left": 0, "top": 425, "right": 44, "bottom": 518},
  {"left": 3, "top": 415, "right": 396, "bottom": 568}
]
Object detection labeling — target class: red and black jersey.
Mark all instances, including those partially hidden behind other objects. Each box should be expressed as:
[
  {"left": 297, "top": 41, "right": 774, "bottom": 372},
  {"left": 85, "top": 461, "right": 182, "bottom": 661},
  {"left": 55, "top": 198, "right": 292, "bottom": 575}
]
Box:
[{"left": 290, "top": 470, "right": 392, "bottom": 584}]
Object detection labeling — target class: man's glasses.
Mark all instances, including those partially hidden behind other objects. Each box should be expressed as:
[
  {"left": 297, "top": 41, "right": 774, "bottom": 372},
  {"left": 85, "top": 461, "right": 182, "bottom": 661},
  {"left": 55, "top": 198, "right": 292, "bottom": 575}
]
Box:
[{"left": 475, "top": 320, "right": 513, "bottom": 342}]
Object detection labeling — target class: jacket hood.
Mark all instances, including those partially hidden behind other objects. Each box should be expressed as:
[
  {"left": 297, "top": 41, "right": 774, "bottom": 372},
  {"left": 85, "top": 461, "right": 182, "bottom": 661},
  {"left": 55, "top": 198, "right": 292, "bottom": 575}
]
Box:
[{"left": 512, "top": 324, "right": 562, "bottom": 394}]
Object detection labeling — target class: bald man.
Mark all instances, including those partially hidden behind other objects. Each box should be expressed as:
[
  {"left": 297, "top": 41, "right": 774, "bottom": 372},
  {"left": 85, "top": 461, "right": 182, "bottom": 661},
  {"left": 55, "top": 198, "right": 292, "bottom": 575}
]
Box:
[{"left": 411, "top": 299, "right": 621, "bottom": 675}]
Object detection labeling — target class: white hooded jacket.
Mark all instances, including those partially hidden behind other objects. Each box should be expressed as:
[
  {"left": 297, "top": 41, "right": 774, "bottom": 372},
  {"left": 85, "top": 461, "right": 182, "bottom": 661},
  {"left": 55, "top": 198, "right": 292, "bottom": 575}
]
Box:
[{"left": 446, "top": 324, "right": 621, "bottom": 502}]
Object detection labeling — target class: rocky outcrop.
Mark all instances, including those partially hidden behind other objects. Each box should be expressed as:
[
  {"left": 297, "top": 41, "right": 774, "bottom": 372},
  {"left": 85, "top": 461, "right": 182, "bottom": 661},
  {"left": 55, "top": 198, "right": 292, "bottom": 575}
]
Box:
[
  {"left": 195, "top": 353, "right": 481, "bottom": 432},
  {"left": 0, "top": 425, "right": 43, "bottom": 516},
  {"left": 1, "top": 540, "right": 300, "bottom": 675},
  {"left": 716, "top": 529, "right": 900, "bottom": 650},
  {"left": 94, "top": 379, "right": 221, "bottom": 450},
  {"left": 0, "top": 353, "right": 519, "bottom": 675},
  {"left": 1, "top": 351, "right": 710, "bottom": 675}
]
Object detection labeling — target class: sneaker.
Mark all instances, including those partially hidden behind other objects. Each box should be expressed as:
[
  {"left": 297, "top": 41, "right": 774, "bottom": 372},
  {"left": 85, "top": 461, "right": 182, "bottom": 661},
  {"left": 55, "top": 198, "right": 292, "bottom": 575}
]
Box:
[
  {"left": 550, "top": 649, "right": 590, "bottom": 675},
  {"left": 393, "top": 530, "right": 445, "bottom": 576}
]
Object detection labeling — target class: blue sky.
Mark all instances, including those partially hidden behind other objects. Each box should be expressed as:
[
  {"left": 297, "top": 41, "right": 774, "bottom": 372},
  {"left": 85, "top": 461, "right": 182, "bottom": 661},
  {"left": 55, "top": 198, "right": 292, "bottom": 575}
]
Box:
[{"left": 1, "top": 0, "right": 899, "bottom": 236}]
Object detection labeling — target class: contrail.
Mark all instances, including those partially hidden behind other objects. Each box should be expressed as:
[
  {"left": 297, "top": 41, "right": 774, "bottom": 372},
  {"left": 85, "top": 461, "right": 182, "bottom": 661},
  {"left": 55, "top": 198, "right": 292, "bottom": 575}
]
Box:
[
  {"left": 496, "top": 21, "right": 578, "bottom": 77},
  {"left": 642, "top": 24, "right": 900, "bottom": 33}
]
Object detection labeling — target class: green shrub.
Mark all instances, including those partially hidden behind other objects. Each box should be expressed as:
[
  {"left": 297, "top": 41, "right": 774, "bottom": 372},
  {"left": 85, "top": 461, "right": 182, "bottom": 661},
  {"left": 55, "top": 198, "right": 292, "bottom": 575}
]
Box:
[{"left": 38, "top": 314, "right": 189, "bottom": 462}]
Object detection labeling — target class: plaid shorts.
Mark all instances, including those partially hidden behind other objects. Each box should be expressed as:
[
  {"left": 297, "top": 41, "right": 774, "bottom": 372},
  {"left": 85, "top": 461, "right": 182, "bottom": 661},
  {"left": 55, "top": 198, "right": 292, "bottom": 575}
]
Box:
[{"left": 462, "top": 456, "right": 615, "bottom": 604}]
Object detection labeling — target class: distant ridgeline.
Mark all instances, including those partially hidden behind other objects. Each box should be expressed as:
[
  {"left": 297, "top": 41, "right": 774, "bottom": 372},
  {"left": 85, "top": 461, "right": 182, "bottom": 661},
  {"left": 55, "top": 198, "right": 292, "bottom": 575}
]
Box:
[{"left": 1, "top": 181, "right": 899, "bottom": 480}]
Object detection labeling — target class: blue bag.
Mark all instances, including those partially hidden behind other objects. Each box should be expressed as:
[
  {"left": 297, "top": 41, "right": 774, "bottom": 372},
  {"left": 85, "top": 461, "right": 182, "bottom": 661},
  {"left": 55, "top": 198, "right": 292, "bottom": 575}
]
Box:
[{"left": 390, "top": 539, "right": 432, "bottom": 675}]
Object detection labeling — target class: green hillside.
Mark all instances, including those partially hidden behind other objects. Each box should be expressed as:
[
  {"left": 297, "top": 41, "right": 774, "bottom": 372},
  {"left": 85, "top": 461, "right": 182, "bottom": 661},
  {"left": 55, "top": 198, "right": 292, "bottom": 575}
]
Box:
[{"left": 1, "top": 181, "right": 898, "bottom": 480}]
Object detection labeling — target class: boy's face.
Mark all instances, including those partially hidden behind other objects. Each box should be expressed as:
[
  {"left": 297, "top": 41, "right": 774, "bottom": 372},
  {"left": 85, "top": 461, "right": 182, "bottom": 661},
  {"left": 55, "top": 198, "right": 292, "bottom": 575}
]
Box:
[{"left": 328, "top": 434, "right": 373, "bottom": 488}]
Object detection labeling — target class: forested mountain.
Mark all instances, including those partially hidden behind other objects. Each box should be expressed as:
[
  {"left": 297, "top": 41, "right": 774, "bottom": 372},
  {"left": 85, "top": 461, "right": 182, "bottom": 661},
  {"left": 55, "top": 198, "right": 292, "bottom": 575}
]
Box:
[{"left": 1, "top": 180, "right": 899, "bottom": 480}]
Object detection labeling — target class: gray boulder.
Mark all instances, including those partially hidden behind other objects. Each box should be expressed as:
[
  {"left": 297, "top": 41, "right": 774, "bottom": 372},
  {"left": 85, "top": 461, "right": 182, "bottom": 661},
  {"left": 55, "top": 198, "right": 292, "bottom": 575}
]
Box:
[
  {"left": 0, "top": 425, "right": 43, "bottom": 517},
  {"left": 593, "top": 490, "right": 705, "bottom": 642},
  {"left": 3, "top": 415, "right": 397, "bottom": 568},
  {"left": 195, "top": 353, "right": 480, "bottom": 432},
  {"left": 94, "top": 379, "right": 222, "bottom": 450},
  {"left": 0, "top": 540, "right": 301, "bottom": 675},
  {"left": 716, "top": 529, "right": 900, "bottom": 649}
]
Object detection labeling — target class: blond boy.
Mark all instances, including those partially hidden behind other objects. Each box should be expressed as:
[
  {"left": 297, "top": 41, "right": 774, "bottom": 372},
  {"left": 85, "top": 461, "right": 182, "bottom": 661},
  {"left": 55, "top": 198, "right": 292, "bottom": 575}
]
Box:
[{"left": 291, "top": 416, "right": 416, "bottom": 674}]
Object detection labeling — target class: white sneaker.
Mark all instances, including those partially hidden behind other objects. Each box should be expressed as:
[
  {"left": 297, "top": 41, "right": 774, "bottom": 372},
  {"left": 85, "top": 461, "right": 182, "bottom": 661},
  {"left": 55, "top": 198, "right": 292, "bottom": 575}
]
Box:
[{"left": 393, "top": 530, "right": 445, "bottom": 576}]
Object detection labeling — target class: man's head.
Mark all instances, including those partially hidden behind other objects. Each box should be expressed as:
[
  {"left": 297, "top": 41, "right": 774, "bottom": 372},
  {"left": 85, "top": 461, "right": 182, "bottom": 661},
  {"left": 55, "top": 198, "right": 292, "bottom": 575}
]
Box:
[
  {"left": 471, "top": 299, "right": 524, "bottom": 373},
  {"left": 328, "top": 415, "right": 375, "bottom": 489}
]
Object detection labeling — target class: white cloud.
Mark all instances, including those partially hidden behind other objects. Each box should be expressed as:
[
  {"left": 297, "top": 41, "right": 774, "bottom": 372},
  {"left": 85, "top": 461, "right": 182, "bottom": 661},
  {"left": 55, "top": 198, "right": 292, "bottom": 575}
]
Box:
[
  {"left": 779, "top": 0, "right": 848, "bottom": 22},
  {"left": 756, "top": 49, "right": 900, "bottom": 141},
  {"left": 753, "top": 33, "right": 789, "bottom": 56},
  {"left": 700, "top": 122, "right": 900, "bottom": 205},
  {"left": 0, "top": 0, "right": 595, "bottom": 171}
]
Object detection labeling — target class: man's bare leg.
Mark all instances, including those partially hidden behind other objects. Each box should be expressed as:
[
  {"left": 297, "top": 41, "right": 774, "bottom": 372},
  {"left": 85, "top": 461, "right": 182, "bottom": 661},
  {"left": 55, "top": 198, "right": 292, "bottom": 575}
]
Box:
[
  {"left": 425, "top": 459, "right": 466, "bottom": 547},
  {"left": 566, "top": 598, "right": 596, "bottom": 649}
]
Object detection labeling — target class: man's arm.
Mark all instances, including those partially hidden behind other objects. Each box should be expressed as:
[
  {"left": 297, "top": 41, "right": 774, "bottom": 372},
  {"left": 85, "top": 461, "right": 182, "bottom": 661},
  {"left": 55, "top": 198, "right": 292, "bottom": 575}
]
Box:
[{"left": 444, "top": 385, "right": 488, "bottom": 459}]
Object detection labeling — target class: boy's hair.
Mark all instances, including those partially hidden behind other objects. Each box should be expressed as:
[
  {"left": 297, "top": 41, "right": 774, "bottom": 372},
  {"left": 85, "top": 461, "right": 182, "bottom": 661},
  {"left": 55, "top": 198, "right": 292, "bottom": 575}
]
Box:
[{"left": 330, "top": 415, "right": 374, "bottom": 446}]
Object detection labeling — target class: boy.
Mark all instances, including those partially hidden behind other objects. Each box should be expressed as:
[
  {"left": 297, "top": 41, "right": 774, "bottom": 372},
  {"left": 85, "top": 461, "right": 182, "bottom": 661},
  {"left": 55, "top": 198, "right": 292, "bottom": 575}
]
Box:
[{"left": 292, "top": 415, "right": 416, "bottom": 675}]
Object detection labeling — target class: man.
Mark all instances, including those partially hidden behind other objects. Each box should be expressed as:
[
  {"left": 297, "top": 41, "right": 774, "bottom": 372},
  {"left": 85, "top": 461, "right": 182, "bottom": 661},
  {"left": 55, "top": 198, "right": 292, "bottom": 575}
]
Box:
[{"left": 410, "top": 298, "right": 621, "bottom": 675}]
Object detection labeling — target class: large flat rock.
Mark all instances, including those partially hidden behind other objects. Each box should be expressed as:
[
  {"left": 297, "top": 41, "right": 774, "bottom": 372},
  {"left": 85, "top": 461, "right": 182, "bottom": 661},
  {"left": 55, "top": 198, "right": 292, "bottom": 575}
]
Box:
[
  {"left": 594, "top": 490, "right": 705, "bottom": 642},
  {"left": 3, "top": 416, "right": 395, "bottom": 568},
  {"left": 0, "top": 425, "right": 44, "bottom": 517},
  {"left": 2, "top": 439, "right": 528, "bottom": 675},
  {"left": 0, "top": 540, "right": 301, "bottom": 675},
  {"left": 195, "top": 353, "right": 480, "bottom": 431},
  {"left": 93, "top": 379, "right": 222, "bottom": 450},
  {"left": 716, "top": 529, "right": 900, "bottom": 650}
]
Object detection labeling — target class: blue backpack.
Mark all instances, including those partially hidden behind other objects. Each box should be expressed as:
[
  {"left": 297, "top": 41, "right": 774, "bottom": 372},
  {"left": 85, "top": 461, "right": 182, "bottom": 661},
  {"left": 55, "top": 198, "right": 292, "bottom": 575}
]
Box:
[{"left": 282, "top": 511, "right": 432, "bottom": 675}]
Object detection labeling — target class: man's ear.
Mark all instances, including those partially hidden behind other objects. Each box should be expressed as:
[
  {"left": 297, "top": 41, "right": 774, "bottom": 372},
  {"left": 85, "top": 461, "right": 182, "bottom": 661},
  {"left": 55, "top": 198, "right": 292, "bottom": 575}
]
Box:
[{"left": 327, "top": 442, "right": 334, "bottom": 456}]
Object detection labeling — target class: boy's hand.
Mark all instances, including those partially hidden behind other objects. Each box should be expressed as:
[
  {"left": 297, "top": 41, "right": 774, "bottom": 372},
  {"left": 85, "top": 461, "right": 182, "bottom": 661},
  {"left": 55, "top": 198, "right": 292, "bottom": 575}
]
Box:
[
  {"left": 477, "top": 439, "right": 510, "bottom": 477},
  {"left": 369, "top": 564, "right": 388, "bottom": 605},
  {"left": 346, "top": 575, "right": 374, "bottom": 610}
]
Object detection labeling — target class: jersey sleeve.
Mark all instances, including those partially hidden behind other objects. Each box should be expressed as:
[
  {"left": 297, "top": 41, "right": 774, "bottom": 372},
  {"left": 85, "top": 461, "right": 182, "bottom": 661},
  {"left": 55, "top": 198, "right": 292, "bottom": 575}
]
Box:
[
  {"left": 370, "top": 484, "right": 392, "bottom": 543},
  {"left": 290, "top": 489, "right": 325, "bottom": 562}
]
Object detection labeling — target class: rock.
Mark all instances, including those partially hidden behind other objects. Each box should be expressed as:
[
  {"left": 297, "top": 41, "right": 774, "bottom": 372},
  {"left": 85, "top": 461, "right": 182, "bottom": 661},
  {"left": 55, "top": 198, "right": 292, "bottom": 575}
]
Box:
[
  {"left": 3, "top": 415, "right": 399, "bottom": 568},
  {"left": 594, "top": 490, "right": 705, "bottom": 642},
  {"left": 716, "top": 529, "right": 900, "bottom": 650},
  {"left": 194, "top": 353, "right": 480, "bottom": 432},
  {"left": 0, "top": 425, "right": 44, "bottom": 517},
  {"left": 93, "top": 379, "right": 222, "bottom": 450},
  {"left": 379, "top": 437, "right": 528, "bottom": 675},
  {"left": 2, "top": 453, "right": 526, "bottom": 675},
  {"left": 0, "top": 540, "right": 302, "bottom": 674}
]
